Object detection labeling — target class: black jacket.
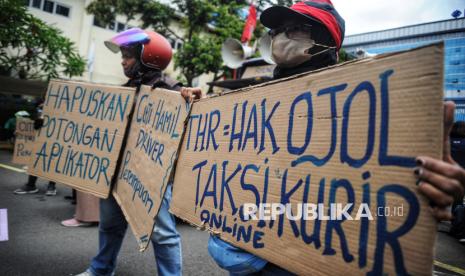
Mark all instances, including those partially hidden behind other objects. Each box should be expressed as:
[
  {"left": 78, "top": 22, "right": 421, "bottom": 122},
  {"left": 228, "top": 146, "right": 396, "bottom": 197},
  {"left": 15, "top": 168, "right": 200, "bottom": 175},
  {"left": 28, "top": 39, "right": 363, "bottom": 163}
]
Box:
[{"left": 125, "top": 70, "right": 182, "bottom": 92}]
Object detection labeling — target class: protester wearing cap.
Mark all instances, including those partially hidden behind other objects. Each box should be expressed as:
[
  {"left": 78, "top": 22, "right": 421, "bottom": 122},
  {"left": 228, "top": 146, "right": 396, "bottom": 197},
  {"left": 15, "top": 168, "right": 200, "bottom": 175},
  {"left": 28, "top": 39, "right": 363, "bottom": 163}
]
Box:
[
  {"left": 76, "top": 28, "right": 200, "bottom": 276},
  {"left": 208, "top": 1, "right": 344, "bottom": 274},
  {"left": 207, "top": 1, "right": 465, "bottom": 274},
  {"left": 264, "top": 0, "right": 345, "bottom": 79}
]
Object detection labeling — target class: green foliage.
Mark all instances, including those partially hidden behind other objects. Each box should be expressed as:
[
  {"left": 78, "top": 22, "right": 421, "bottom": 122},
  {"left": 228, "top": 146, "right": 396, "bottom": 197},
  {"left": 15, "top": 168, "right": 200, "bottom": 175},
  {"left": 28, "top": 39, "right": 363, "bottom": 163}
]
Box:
[
  {"left": 139, "top": 1, "right": 175, "bottom": 37},
  {"left": 0, "top": 0, "right": 86, "bottom": 80},
  {"left": 87, "top": 0, "right": 175, "bottom": 37},
  {"left": 174, "top": 35, "right": 221, "bottom": 85},
  {"left": 173, "top": 0, "right": 216, "bottom": 40},
  {"left": 173, "top": 0, "right": 245, "bottom": 86},
  {"left": 171, "top": 0, "right": 295, "bottom": 86}
]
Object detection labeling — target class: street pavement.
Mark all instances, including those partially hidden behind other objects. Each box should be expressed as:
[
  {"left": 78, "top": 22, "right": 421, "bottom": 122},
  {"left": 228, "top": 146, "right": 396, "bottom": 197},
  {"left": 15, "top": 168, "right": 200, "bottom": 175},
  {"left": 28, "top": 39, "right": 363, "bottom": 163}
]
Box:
[
  {"left": 0, "top": 149, "right": 464, "bottom": 275},
  {"left": 0, "top": 149, "right": 226, "bottom": 276}
]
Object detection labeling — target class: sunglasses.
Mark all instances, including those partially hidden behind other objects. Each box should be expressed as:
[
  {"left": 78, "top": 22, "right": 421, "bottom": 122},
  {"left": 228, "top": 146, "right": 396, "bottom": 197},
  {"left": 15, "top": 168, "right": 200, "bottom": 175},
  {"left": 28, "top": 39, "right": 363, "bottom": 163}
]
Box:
[{"left": 268, "top": 24, "right": 313, "bottom": 40}]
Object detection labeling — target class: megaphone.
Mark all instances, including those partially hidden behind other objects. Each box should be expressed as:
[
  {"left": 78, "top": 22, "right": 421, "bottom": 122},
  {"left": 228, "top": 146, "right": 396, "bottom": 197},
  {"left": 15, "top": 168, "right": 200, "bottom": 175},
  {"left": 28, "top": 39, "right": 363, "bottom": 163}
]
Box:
[
  {"left": 221, "top": 38, "right": 254, "bottom": 69},
  {"left": 258, "top": 33, "right": 275, "bottom": 65}
]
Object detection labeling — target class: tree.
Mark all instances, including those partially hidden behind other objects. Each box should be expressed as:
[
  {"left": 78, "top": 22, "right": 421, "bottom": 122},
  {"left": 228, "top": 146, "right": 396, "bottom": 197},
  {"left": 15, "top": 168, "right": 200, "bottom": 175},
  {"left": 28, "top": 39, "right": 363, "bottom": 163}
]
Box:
[
  {"left": 87, "top": 0, "right": 176, "bottom": 38},
  {"left": 0, "top": 0, "right": 86, "bottom": 80},
  {"left": 173, "top": 0, "right": 245, "bottom": 88}
]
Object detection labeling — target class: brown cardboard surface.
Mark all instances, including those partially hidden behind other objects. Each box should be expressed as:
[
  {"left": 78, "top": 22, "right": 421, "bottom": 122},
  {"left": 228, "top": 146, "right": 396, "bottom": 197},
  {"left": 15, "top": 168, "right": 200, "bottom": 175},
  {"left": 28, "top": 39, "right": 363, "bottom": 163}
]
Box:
[
  {"left": 171, "top": 44, "right": 444, "bottom": 275},
  {"left": 27, "top": 79, "right": 135, "bottom": 198},
  {"left": 113, "top": 86, "right": 190, "bottom": 250},
  {"left": 12, "top": 117, "right": 36, "bottom": 165}
]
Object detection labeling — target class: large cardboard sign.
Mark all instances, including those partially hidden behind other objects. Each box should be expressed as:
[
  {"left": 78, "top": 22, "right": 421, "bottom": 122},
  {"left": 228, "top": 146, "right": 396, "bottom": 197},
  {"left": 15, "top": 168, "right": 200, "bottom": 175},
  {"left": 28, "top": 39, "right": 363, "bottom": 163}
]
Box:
[
  {"left": 171, "top": 45, "right": 444, "bottom": 275},
  {"left": 12, "top": 118, "right": 36, "bottom": 165},
  {"left": 113, "top": 86, "right": 190, "bottom": 250},
  {"left": 28, "top": 80, "right": 135, "bottom": 198}
]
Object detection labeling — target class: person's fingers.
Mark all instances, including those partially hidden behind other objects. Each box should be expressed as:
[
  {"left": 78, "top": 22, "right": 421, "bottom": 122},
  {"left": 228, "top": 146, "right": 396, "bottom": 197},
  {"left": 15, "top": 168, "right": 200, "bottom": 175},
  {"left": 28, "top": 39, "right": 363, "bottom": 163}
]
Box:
[
  {"left": 180, "top": 88, "right": 193, "bottom": 102},
  {"left": 188, "top": 87, "right": 202, "bottom": 100},
  {"left": 415, "top": 167, "right": 464, "bottom": 201},
  {"left": 180, "top": 88, "right": 188, "bottom": 98},
  {"left": 416, "top": 156, "right": 465, "bottom": 195},
  {"left": 430, "top": 206, "right": 453, "bottom": 221},
  {"left": 193, "top": 89, "right": 201, "bottom": 99},
  {"left": 443, "top": 101, "right": 455, "bottom": 162},
  {"left": 417, "top": 182, "right": 454, "bottom": 207}
]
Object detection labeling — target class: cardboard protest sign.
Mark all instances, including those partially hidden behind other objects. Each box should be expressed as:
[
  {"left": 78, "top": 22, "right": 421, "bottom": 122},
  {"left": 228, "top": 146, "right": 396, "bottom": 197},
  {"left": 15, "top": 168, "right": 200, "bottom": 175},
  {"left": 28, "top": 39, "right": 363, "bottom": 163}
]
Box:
[
  {"left": 113, "top": 86, "right": 190, "bottom": 250},
  {"left": 28, "top": 79, "right": 135, "bottom": 198},
  {"left": 171, "top": 44, "right": 444, "bottom": 275},
  {"left": 12, "top": 118, "right": 36, "bottom": 165}
]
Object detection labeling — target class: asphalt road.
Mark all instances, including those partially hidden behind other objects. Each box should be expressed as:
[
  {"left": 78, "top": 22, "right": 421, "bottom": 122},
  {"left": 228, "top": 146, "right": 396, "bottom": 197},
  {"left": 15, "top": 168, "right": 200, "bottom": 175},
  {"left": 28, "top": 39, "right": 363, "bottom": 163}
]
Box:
[
  {"left": 0, "top": 149, "right": 226, "bottom": 276},
  {"left": 0, "top": 149, "right": 464, "bottom": 276}
]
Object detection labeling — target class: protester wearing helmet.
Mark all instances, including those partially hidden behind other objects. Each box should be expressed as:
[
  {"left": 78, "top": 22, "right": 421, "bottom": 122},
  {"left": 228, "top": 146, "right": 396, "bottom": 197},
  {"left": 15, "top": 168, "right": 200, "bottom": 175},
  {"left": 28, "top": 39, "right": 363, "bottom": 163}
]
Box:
[
  {"left": 76, "top": 28, "right": 200, "bottom": 276},
  {"left": 207, "top": 1, "right": 465, "bottom": 275}
]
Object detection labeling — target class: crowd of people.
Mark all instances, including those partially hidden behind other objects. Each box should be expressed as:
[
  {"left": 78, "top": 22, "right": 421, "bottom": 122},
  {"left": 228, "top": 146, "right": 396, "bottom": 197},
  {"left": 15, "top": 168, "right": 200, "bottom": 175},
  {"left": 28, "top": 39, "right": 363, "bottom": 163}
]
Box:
[{"left": 4, "top": 0, "right": 465, "bottom": 275}]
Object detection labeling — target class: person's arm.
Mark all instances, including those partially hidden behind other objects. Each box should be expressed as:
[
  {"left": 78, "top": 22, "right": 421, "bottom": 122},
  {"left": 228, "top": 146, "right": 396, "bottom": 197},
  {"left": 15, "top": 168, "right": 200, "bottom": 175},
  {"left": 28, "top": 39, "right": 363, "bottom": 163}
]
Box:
[{"left": 416, "top": 101, "right": 465, "bottom": 220}]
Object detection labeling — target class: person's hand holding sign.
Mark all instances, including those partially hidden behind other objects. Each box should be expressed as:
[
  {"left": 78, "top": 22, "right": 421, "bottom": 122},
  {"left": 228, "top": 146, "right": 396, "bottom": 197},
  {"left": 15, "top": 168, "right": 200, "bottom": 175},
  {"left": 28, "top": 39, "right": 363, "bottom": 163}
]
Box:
[
  {"left": 416, "top": 101, "right": 465, "bottom": 221},
  {"left": 181, "top": 87, "right": 203, "bottom": 102}
]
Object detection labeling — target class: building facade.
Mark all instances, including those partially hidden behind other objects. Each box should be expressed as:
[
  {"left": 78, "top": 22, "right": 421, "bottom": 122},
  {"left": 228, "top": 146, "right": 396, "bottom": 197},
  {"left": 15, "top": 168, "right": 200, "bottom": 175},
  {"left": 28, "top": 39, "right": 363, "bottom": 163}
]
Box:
[{"left": 343, "top": 18, "right": 465, "bottom": 121}]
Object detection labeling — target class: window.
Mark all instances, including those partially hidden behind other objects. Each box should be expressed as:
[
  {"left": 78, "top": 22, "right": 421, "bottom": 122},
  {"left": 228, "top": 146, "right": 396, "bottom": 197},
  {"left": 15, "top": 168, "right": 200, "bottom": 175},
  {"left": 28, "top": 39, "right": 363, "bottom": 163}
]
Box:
[
  {"left": 175, "top": 40, "right": 183, "bottom": 50},
  {"left": 55, "top": 4, "right": 70, "bottom": 17},
  {"left": 117, "top": 22, "right": 125, "bottom": 32},
  {"left": 93, "top": 17, "right": 106, "bottom": 28},
  {"left": 31, "top": 0, "right": 41, "bottom": 8},
  {"left": 108, "top": 21, "right": 116, "bottom": 31},
  {"left": 93, "top": 18, "right": 130, "bottom": 32},
  {"left": 43, "top": 0, "right": 54, "bottom": 13},
  {"left": 29, "top": 0, "right": 71, "bottom": 18},
  {"left": 168, "top": 38, "right": 176, "bottom": 49}
]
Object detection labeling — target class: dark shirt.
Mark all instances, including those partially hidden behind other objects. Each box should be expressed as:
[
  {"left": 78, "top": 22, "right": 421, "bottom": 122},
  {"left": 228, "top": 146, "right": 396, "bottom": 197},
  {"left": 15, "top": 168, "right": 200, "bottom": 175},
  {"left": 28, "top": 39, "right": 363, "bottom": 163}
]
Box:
[{"left": 125, "top": 70, "right": 182, "bottom": 91}]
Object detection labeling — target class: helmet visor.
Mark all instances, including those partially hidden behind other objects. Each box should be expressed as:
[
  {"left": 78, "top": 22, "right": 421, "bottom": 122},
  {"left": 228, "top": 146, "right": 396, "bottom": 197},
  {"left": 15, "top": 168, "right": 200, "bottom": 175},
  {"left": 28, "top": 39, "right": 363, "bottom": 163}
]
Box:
[{"left": 104, "top": 28, "right": 150, "bottom": 53}]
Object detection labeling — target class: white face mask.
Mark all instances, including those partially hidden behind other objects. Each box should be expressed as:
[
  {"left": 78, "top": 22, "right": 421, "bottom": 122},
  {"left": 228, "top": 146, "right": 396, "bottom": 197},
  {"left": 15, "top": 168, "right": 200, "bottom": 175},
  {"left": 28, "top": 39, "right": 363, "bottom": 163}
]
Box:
[{"left": 271, "top": 32, "right": 315, "bottom": 68}]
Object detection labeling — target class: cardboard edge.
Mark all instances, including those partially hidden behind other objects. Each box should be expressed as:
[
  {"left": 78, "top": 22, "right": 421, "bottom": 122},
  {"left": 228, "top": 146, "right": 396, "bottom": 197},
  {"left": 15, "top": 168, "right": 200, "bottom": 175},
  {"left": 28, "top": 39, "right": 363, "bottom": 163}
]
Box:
[
  {"left": 26, "top": 168, "right": 109, "bottom": 198},
  {"left": 112, "top": 190, "right": 151, "bottom": 252},
  {"left": 49, "top": 79, "right": 136, "bottom": 92}
]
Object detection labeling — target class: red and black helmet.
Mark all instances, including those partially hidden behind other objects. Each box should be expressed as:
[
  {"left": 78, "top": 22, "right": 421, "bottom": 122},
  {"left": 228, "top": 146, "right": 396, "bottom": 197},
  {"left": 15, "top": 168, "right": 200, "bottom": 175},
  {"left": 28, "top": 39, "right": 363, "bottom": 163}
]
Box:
[{"left": 105, "top": 28, "right": 173, "bottom": 70}]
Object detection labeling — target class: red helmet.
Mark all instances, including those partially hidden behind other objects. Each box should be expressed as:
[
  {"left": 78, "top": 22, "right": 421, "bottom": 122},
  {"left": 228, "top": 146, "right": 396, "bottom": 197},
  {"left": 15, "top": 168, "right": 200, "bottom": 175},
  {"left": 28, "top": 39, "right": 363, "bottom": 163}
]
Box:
[{"left": 105, "top": 28, "right": 173, "bottom": 70}]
